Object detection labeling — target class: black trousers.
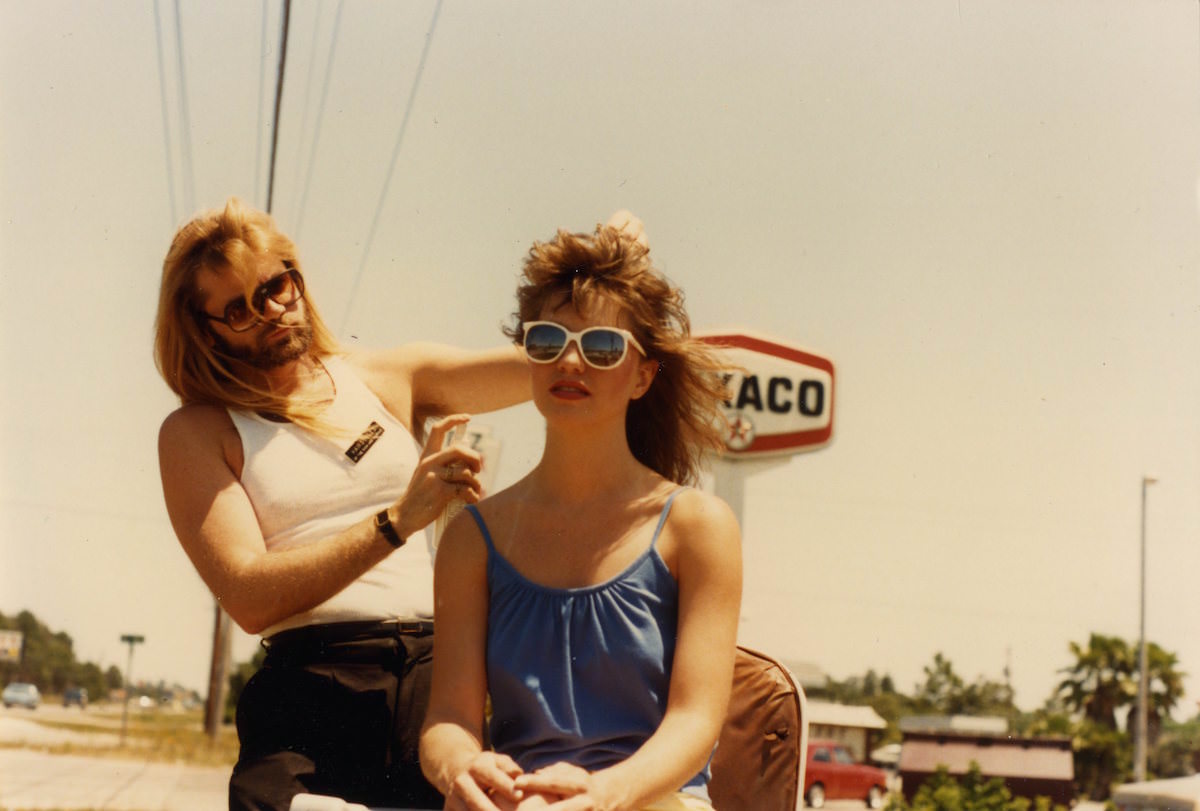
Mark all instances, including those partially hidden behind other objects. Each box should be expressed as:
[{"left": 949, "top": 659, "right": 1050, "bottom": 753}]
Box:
[{"left": 228, "top": 622, "right": 443, "bottom": 811}]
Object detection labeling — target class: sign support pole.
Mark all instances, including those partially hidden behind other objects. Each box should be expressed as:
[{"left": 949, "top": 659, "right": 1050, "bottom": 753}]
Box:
[
  {"left": 119, "top": 633, "right": 144, "bottom": 745},
  {"left": 705, "top": 455, "right": 792, "bottom": 639},
  {"left": 708, "top": 455, "right": 792, "bottom": 532}
]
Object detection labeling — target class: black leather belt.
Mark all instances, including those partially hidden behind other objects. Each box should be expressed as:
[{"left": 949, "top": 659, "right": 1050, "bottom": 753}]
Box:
[{"left": 262, "top": 619, "right": 434, "bottom": 665}]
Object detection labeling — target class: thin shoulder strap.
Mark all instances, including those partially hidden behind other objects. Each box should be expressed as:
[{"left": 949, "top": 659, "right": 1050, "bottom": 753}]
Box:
[
  {"left": 649, "top": 488, "right": 687, "bottom": 549},
  {"left": 464, "top": 504, "right": 497, "bottom": 553}
]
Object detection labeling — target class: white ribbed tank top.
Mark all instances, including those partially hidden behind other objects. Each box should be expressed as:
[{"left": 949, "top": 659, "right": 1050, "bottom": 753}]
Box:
[{"left": 228, "top": 354, "right": 433, "bottom": 638}]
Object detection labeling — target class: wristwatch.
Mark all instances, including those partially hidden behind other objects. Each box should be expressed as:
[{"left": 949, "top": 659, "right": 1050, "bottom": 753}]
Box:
[{"left": 374, "top": 509, "right": 406, "bottom": 548}]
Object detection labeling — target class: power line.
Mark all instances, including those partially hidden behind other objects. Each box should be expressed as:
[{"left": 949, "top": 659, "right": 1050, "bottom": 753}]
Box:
[
  {"left": 289, "top": 2, "right": 326, "bottom": 222},
  {"left": 293, "top": 0, "right": 344, "bottom": 238},
  {"left": 152, "top": 0, "right": 178, "bottom": 227},
  {"left": 265, "top": 0, "right": 292, "bottom": 214},
  {"left": 205, "top": 0, "right": 293, "bottom": 742},
  {"left": 172, "top": 0, "right": 196, "bottom": 213},
  {"left": 339, "top": 0, "right": 444, "bottom": 335},
  {"left": 254, "top": 0, "right": 268, "bottom": 208}
]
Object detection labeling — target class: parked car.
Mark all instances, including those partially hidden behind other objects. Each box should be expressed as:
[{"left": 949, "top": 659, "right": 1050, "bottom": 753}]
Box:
[
  {"left": 1115, "top": 774, "right": 1200, "bottom": 811},
  {"left": 2, "top": 682, "right": 41, "bottom": 710},
  {"left": 63, "top": 687, "right": 88, "bottom": 708},
  {"left": 804, "top": 739, "right": 889, "bottom": 809}
]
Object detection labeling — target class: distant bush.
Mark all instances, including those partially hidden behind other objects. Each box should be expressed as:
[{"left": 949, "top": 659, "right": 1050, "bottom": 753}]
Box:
[
  {"left": 884, "top": 762, "right": 1068, "bottom": 811},
  {"left": 224, "top": 646, "right": 266, "bottom": 722}
]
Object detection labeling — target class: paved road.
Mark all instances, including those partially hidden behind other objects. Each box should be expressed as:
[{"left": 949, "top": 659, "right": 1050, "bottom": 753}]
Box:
[
  {"left": 0, "top": 709, "right": 229, "bottom": 810},
  {"left": 0, "top": 711, "right": 121, "bottom": 747},
  {"left": 0, "top": 748, "right": 229, "bottom": 810}
]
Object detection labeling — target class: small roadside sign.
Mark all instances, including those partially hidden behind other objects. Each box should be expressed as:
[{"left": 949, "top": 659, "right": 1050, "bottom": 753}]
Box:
[{"left": 0, "top": 630, "right": 23, "bottom": 663}]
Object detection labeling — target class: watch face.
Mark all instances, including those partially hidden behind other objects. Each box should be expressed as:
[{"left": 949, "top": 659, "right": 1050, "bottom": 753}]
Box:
[{"left": 376, "top": 509, "right": 403, "bottom": 546}]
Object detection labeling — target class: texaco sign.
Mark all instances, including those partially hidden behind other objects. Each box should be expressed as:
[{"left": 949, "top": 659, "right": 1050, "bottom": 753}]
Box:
[{"left": 698, "top": 331, "right": 835, "bottom": 458}]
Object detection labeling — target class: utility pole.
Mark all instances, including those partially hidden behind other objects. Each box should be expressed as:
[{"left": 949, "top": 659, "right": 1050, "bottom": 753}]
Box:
[
  {"left": 201, "top": 0, "right": 289, "bottom": 742},
  {"left": 119, "top": 634, "right": 144, "bottom": 745},
  {"left": 205, "top": 603, "right": 233, "bottom": 739},
  {"left": 1134, "top": 474, "right": 1157, "bottom": 782}
]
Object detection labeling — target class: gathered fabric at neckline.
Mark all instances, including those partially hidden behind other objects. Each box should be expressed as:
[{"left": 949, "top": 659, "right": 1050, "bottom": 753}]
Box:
[{"left": 464, "top": 488, "right": 683, "bottom": 595}]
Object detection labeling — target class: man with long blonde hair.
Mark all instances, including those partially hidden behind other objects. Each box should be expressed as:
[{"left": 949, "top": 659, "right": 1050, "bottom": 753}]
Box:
[{"left": 154, "top": 197, "right": 643, "bottom": 810}]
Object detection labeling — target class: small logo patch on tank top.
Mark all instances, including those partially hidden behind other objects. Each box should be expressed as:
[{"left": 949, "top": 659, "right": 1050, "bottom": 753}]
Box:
[{"left": 345, "top": 421, "right": 385, "bottom": 463}]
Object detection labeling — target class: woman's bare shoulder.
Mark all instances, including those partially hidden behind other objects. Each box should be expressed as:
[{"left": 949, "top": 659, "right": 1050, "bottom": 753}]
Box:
[
  {"left": 479, "top": 476, "right": 536, "bottom": 513},
  {"left": 662, "top": 487, "right": 742, "bottom": 564},
  {"left": 670, "top": 487, "right": 738, "bottom": 528}
]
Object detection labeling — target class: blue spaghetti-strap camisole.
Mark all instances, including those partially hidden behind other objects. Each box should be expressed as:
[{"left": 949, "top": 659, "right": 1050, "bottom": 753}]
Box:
[{"left": 464, "top": 490, "right": 710, "bottom": 799}]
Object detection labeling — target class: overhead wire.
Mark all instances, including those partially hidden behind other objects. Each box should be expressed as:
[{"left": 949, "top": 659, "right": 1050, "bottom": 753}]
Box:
[
  {"left": 289, "top": 2, "right": 326, "bottom": 223},
  {"left": 338, "top": 0, "right": 444, "bottom": 335},
  {"left": 172, "top": 0, "right": 196, "bottom": 213},
  {"left": 293, "top": 0, "right": 344, "bottom": 238},
  {"left": 152, "top": 0, "right": 178, "bottom": 227},
  {"left": 204, "top": 0, "right": 292, "bottom": 737},
  {"left": 254, "top": 0, "right": 268, "bottom": 208},
  {"left": 265, "top": 0, "right": 292, "bottom": 213}
]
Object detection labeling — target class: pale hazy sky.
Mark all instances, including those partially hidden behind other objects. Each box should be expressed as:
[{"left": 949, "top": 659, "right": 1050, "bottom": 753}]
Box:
[{"left": 2, "top": 1, "right": 1198, "bottom": 713}]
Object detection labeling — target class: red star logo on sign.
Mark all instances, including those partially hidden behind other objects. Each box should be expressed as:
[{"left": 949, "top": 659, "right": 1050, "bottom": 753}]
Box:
[{"left": 726, "top": 413, "right": 756, "bottom": 451}]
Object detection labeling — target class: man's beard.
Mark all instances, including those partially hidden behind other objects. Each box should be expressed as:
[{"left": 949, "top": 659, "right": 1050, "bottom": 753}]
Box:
[{"left": 214, "top": 321, "right": 314, "bottom": 370}]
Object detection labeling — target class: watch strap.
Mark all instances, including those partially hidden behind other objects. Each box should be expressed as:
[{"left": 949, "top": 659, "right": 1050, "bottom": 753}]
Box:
[{"left": 374, "top": 508, "right": 405, "bottom": 548}]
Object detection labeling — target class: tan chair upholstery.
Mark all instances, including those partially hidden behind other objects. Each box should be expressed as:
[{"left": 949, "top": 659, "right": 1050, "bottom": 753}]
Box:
[{"left": 708, "top": 646, "right": 808, "bottom": 811}]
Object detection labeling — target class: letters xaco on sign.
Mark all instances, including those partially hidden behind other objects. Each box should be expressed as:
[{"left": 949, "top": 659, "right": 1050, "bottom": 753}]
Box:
[{"left": 698, "top": 331, "right": 835, "bottom": 458}]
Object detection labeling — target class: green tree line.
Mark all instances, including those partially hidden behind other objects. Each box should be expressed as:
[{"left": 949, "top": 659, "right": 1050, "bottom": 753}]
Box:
[
  {"left": 884, "top": 762, "right": 1069, "bottom": 811},
  {"left": 0, "top": 610, "right": 122, "bottom": 700},
  {"left": 815, "top": 650, "right": 1023, "bottom": 744}
]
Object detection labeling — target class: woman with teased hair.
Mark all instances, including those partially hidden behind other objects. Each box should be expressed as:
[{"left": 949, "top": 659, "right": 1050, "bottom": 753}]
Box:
[{"left": 421, "top": 222, "right": 743, "bottom": 810}]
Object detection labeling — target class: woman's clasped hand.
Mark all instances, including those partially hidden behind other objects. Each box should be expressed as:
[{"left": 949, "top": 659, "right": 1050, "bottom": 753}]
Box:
[{"left": 448, "top": 758, "right": 613, "bottom": 811}]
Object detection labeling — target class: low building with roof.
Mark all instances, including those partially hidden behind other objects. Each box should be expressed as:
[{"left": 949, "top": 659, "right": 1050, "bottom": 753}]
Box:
[
  {"left": 779, "top": 659, "right": 828, "bottom": 692},
  {"left": 898, "top": 730, "right": 1075, "bottom": 806},
  {"left": 899, "top": 714, "right": 1010, "bottom": 735},
  {"left": 805, "top": 700, "right": 888, "bottom": 762}
]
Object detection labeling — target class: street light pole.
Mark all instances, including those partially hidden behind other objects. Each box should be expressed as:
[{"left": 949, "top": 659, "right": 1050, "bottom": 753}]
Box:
[
  {"left": 1134, "top": 475, "right": 1157, "bottom": 782},
  {"left": 119, "top": 633, "right": 145, "bottom": 746}
]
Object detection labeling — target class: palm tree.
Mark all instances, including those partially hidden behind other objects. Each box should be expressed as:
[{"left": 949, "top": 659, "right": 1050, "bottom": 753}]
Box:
[
  {"left": 1128, "top": 643, "right": 1186, "bottom": 747},
  {"left": 1056, "top": 634, "right": 1136, "bottom": 799},
  {"left": 1056, "top": 633, "right": 1187, "bottom": 797},
  {"left": 1056, "top": 633, "right": 1137, "bottom": 729}
]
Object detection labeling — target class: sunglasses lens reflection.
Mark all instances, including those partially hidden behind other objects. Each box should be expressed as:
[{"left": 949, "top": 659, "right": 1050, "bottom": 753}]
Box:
[
  {"left": 524, "top": 324, "right": 628, "bottom": 368},
  {"left": 579, "top": 330, "right": 624, "bottom": 367},
  {"left": 253, "top": 271, "right": 298, "bottom": 312},
  {"left": 224, "top": 299, "right": 252, "bottom": 329},
  {"left": 207, "top": 268, "right": 304, "bottom": 332},
  {"left": 525, "top": 324, "right": 568, "bottom": 361}
]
